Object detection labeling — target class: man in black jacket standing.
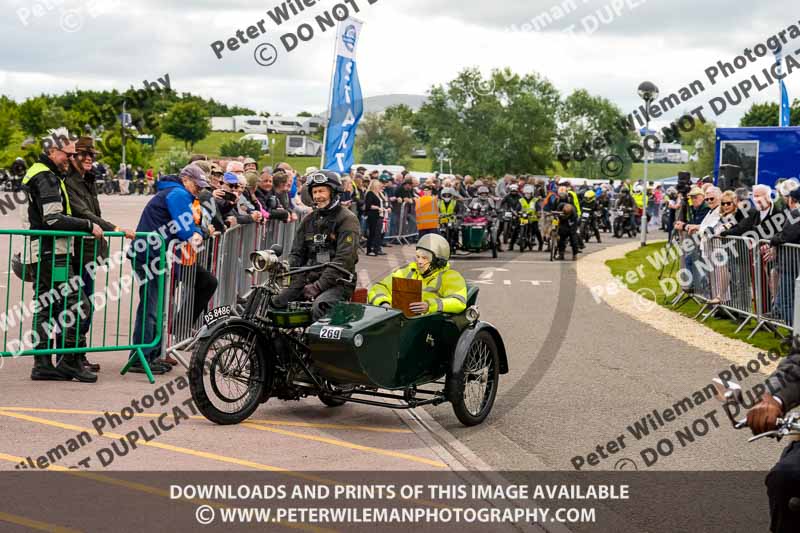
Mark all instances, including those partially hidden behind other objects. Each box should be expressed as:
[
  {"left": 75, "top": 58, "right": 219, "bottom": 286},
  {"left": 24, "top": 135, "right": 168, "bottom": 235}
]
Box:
[
  {"left": 23, "top": 128, "right": 105, "bottom": 383},
  {"left": 64, "top": 136, "right": 135, "bottom": 372}
]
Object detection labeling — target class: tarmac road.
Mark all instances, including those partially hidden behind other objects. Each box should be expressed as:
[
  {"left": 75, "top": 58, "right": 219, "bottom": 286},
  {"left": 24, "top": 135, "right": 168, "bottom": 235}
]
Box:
[
  {"left": 425, "top": 230, "right": 781, "bottom": 474},
  {"left": 0, "top": 194, "right": 779, "bottom": 478}
]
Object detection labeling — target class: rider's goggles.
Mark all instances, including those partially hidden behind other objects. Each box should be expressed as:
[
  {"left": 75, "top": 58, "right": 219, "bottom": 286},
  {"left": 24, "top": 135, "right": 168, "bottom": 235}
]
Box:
[{"left": 309, "top": 173, "right": 329, "bottom": 185}]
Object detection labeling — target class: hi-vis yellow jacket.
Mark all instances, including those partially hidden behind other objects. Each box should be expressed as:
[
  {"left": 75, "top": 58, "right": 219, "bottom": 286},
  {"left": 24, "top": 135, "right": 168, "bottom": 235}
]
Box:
[{"left": 368, "top": 261, "right": 468, "bottom": 314}]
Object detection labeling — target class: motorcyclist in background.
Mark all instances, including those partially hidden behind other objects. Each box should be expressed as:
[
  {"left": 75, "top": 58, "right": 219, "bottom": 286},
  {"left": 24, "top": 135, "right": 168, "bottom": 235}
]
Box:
[
  {"left": 438, "top": 187, "right": 463, "bottom": 253},
  {"left": 520, "top": 185, "right": 543, "bottom": 251},
  {"left": 580, "top": 190, "right": 602, "bottom": 243},
  {"left": 615, "top": 187, "right": 637, "bottom": 233},
  {"left": 597, "top": 187, "right": 611, "bottom": 232},
  {"left": 474, "top": 185, "right": 503, "bottom": 251},
  {"left": 500, "top": 184, "right": 523, "bottom": 248}
]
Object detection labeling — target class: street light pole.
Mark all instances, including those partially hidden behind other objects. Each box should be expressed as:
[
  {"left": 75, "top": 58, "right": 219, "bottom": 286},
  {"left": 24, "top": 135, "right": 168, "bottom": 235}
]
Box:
[
  {"left": 637, "top": 81, "right": 659, "bottom": 247},
  {"left": 121, "top": 99, "right": 127, "bottom": 172},
  {"left": 641, "top": 114, "right": 649, "bottom": 246}
]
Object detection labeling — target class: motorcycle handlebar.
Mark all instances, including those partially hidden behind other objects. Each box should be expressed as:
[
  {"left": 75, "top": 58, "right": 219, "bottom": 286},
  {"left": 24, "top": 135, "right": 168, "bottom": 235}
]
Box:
[{"left": 279, "top": 262, "right": 355, "bottom": 284}]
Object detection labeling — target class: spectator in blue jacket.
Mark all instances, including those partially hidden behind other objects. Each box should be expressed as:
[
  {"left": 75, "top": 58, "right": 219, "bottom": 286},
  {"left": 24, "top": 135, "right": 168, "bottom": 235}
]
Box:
[{"left": 126, "top": 164, "right": 212, "bottom": 375}]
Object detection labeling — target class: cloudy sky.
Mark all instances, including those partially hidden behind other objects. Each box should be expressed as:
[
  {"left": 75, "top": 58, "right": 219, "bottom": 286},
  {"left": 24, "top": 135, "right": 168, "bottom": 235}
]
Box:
[{"left": 0, "top": 0, "right": 797, "bottom": 129}]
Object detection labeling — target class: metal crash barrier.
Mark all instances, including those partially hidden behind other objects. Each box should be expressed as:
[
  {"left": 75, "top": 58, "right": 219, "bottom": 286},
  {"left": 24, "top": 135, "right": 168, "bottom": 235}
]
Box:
[
  {"left": 0, "top": 229, "right": 166, "bottom": 383},
  {"left": 669, "top": 234, "right": 800, "bottom": 339},
  {"left": 161, "top": 220, "right": 296, "bottom": 366},
  {"left": 383, "top": 202, "right": 418, "bottom": 245}
]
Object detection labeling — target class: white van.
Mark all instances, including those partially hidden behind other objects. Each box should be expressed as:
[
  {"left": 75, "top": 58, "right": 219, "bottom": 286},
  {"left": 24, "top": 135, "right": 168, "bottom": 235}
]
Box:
[
  {"left": 267, "top": 118, "right": 307, "bottom": 135},
  {"left": 240, "top": 133, "right": 271, "bottom": 153},
  {"left": 232, "top": 115, "right": 269, "bottom": 134}
]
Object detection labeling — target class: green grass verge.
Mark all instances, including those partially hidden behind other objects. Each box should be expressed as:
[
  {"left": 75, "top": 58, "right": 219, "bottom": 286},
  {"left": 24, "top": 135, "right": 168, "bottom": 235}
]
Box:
[{"left": 605, "top": 242, "right": 786, "bottom": 353}]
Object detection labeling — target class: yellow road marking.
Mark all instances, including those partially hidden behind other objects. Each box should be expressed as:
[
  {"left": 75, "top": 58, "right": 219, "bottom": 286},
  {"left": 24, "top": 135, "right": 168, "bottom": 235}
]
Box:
[
  {"left": 241, "top": 422, "right": 448, "bottom": 468},
  {"left": 0, "top": 410, "right": 317, "bottom": 482},
  {"left": 0, "top": 407, "right": 412, "bottom": 434},
  {"left": 0, "top": 511, "right": 82, "bottom": 533},
  {"left": 0, "top": 452, "right": 333, "bottom": 533},
  {"left": 0, "top": 408, "right": 445, "bottom": 469}
]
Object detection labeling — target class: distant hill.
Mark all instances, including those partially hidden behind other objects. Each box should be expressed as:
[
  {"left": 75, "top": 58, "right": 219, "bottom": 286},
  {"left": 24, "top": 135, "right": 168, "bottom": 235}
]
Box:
[{"left": 318, "top": 93, "right": 428, "bottom": 118}]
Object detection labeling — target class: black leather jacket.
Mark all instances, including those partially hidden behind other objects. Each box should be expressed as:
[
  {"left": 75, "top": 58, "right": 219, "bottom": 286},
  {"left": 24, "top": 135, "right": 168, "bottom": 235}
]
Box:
[{"left": 288, "top": 203, "right": 360, "bottom": 291}]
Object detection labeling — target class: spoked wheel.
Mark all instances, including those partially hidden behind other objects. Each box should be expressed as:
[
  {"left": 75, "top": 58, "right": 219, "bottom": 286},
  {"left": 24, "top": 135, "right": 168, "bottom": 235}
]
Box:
[
  {"left": 549, "top": 234, "right": 558, "bottom": 261},
  {"left": 449, "top": 331, "right": 500, "bottom": 426},
  {"left": 189, "top": 324, "right": 271, "bottom": 425},
  {"left": 490, "top": 230, "right": 498, "bottom": 258}
]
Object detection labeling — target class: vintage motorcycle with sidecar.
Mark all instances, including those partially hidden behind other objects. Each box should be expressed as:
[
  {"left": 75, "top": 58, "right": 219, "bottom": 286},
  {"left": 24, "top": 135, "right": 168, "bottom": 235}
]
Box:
[
  {"left": 188, "top": 245, "right": 508, "bottom": 427},
  {"left": 459, "top": 201, "right": 499, "bottom": 258}
]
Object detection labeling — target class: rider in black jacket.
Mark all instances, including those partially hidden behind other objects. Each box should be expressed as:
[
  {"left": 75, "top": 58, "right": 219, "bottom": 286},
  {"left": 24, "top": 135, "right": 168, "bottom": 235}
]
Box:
[{"left": 272, "top": 171, "right": 360, "bottom": 320}]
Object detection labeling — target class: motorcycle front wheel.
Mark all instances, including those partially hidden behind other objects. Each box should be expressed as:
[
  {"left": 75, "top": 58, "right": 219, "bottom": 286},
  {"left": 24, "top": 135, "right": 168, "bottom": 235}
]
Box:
[{"left": 189, "top": 324, "right": 271, "bottom": 425}]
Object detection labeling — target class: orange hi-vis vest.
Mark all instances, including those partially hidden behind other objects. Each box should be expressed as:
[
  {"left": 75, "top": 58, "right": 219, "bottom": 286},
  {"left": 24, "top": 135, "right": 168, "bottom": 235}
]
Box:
[
  {"left": 415, "top": 194, "right": 439, "bottom": 230},
  {"left": 180, "top": 199, "right": 203, "bottom": 266}
]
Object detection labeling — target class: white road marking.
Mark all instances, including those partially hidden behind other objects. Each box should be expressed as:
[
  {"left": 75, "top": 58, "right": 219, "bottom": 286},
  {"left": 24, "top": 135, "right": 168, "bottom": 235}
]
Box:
[{"left": 470, "top": 267, "right": 509, "bottom": 279}]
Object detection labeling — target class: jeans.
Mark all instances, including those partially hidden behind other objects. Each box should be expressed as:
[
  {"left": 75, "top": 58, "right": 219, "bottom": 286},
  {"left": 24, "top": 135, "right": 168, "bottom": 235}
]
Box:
[{"left": 129, "top": 259, "right": 163, "bottom": 363}]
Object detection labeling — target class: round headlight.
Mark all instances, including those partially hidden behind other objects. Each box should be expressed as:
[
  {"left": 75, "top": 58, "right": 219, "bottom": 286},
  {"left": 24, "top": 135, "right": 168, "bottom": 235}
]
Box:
[
  {"left": 465, "top": 306, "right": 480, "bottom": 323},
  {"left": 250, "top": 250, "right": 276, "bottom": 272},
  {"left": 354, "top": 334, "right": 364, "bottom": 347}
]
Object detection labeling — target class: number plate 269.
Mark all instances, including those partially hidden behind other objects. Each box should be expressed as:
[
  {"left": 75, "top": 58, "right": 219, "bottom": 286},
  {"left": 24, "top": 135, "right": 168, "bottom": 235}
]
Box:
[{"left": 319, "top": 326, "right": 343, "bottom": 340}]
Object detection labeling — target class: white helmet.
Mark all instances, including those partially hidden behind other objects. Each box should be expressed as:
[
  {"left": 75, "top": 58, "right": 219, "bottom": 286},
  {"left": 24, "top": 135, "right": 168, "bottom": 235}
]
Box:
[
  {"left": 417, "top": 233, "right": 451, "bottom": 262},
  {"left": 522, "top": 185, "right": 534, "bottom": 196},
  {"left": 508, "top": 184, "right": 519, "bottom": 193},
  {"left": 633, "top": 184, "right": 643, "bottom": 193}
]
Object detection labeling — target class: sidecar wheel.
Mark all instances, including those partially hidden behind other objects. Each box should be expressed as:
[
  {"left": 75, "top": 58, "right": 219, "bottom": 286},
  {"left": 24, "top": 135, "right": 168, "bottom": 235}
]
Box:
[
  {"left": 189, "top": 324, "right": 270, "bottom": 425},
  {"left": 448, "top": 330, "right": 500, "bottom": 426}
]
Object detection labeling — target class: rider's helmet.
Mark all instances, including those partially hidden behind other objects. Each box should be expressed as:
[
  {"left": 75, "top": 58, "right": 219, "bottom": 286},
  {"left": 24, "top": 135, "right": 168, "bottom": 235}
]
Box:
[
  {"left": 306, "top": 170, "right": 342, "bottom": 213},
  {"left": 633, "top": 184, "right": 643, "bottom": 194},
  {"left": 508, "top": 184, "right": 519, "bottom": 194},
  {"left": 478, "top": 186, "right": 490, "bottom": 198},
  {"left": 620, "top": 187, "right": 630, "bottom": 196},
  {"left": 584, "top": 190, "right": 596, "bottom": 201},
  {"left": 417, "top": 233, "right": 450, "bottom": 272},
  {"left": 522, "top": 185, "right": 534, "bottom": 199},
  {"left": 441, "top": 187, "right": 456, "bottom": 201}
]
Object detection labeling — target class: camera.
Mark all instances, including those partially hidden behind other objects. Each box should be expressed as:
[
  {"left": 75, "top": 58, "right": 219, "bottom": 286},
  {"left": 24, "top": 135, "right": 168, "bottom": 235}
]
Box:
[{"left": 676, "top": 171, "right": 692, "bottom": 196}]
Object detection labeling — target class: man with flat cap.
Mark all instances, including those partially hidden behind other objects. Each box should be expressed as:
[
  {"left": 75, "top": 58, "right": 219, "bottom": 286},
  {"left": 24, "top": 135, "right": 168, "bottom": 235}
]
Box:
[{"left": 65, "top": 137, "right": 135, "bottom": 372}]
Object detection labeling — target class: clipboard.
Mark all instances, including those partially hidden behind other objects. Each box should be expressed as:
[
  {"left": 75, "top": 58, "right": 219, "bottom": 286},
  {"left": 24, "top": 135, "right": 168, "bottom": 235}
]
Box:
[{"left": 392, "top": 277, "right": 422, "bottom": 317}]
